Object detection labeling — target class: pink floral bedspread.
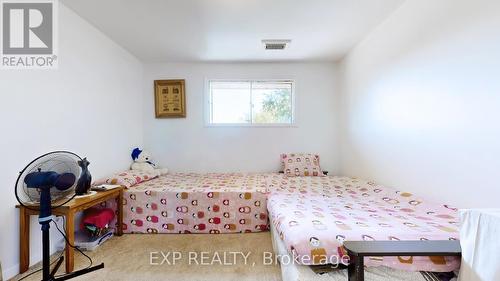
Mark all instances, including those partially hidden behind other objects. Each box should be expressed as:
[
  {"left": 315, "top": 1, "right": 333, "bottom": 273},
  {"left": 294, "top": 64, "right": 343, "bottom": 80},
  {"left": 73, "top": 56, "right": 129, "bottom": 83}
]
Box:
[
  {"left": 267, "top": 176, "right": 461, "bottom": 272},
  {"left": 119, "top": 173, "right": 270, "bottom": 234}
]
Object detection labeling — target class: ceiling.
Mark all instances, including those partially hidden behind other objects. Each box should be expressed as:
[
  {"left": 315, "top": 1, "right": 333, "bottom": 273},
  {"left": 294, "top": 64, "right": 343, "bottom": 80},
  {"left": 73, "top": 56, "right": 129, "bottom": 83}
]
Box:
[{"left": 62, "top": 0, "right": 404, "bottom": 63}]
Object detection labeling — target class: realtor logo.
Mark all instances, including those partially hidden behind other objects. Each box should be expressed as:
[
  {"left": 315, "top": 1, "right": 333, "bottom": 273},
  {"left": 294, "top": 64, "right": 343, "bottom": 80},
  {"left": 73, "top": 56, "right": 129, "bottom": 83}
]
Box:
[{"left": 1, "top": 0, "right": 58, "bottom": 69}]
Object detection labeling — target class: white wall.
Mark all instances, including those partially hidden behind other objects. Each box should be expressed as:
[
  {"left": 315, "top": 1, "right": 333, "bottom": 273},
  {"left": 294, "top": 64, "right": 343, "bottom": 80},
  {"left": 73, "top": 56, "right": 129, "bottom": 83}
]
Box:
[
  {"left": 0, "top": 4, "right": 143, "bottom": 279},
  {"left": 143, "top": 63, "right": 339, "bottom": 173},
  {"left": 339, "top": 0, "right": 500, "bottom": 208}
]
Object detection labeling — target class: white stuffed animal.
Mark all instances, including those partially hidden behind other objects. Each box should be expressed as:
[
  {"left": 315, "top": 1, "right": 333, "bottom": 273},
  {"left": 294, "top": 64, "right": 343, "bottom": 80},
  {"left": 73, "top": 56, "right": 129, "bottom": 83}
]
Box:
[{"left": 130, "top": 148, "right": 168, "bottom": 176}]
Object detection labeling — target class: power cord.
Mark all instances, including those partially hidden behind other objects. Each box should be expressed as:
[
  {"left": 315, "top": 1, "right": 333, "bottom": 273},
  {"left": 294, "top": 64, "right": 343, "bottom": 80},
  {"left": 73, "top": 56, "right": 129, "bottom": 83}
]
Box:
[
  {"left": 16, "top": 216, "right": 94, "bottom": 280},
  {"left": 52, "top": 216, "right": 93, "bottom": 277}
]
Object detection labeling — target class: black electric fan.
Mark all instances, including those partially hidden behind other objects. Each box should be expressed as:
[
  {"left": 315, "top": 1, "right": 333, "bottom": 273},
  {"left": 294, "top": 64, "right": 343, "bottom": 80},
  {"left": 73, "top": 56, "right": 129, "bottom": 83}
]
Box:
[{"left": 15, "top": 151, "right": 104, "bottom": 281}]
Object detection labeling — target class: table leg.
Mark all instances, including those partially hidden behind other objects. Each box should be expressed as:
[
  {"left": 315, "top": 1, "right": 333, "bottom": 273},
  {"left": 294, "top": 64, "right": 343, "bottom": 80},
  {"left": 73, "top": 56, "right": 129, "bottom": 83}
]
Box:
[
  {"left": 65, "top": 213, "right": 75, "bottom": 273},
  {"left": 19, "top": 208, "right": 30, "bottom": 273},
  {"left": 117, "top": 190, "right": 123, "bottom": 236},
  {"left": 348, "top": 255, "right": 364, "bottom": 281}
]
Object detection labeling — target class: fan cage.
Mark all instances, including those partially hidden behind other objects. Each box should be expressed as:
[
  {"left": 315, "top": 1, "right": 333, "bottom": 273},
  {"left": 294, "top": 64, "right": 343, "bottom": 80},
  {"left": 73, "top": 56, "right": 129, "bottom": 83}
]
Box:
[{"left": 16, "top": 151, "right": 82, "bottom": 207}]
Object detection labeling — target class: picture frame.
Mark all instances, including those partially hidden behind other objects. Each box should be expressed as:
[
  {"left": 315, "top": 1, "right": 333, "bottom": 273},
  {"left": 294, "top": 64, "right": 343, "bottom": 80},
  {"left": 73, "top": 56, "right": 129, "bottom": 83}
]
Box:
[{"left": 154, "top": 79, "right": 186, "bottom": 118}]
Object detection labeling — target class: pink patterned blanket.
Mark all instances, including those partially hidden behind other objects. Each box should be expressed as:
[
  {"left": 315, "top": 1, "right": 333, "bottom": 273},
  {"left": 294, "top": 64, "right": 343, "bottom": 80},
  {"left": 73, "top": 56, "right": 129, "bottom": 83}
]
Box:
[
  {"left": 267, "top": 176, "right": 460, "bottom": 272},
  {"left": 120, "top": 173, "right": 270, "bottom": 234}
]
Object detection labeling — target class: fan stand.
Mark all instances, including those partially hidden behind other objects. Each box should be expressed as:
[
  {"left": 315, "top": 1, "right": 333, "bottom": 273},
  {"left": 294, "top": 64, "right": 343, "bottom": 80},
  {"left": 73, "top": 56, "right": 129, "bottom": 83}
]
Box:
[{"left": 38, "top": 187, "right": 104, "bottom": 281}]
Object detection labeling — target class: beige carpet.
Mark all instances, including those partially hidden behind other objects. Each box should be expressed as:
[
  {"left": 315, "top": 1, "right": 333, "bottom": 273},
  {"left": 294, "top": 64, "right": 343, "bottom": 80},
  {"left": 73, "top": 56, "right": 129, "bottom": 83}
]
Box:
[{"left": 12, "top": 232, "right": 282, "bottom": 281}]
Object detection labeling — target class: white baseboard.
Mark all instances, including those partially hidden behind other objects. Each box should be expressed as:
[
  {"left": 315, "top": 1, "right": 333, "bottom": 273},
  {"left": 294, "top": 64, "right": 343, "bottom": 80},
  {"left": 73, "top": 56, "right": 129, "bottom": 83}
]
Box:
[{"left": 3, "top": 262, "right": 20, "bottom": 281}]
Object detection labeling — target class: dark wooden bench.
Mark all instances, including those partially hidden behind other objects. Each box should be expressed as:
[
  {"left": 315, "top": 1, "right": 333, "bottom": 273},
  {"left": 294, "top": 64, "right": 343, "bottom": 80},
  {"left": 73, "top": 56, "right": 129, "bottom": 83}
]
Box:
[{"left": 343, "top": 240, "right": 462, "bottom": 281}]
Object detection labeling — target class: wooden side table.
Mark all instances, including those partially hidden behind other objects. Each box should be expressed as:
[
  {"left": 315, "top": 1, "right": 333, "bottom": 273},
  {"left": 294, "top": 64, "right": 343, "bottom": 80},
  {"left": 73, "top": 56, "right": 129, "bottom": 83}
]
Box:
[
  {"left": 343, "top": 240, "right": 462, "bottom": 281},
  {"left": 16, "top": 187, "right": 124, "bottom": 274}
]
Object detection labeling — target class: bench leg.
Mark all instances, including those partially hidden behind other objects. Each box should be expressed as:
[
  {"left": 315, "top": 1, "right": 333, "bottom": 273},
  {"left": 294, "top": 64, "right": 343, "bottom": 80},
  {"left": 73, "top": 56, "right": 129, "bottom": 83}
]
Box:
[
  {"left": 348, "top": 255, "right": 364, "bottom": 281},
  {"left": 117, "top": 189, "right": 124, "bottom": 236},
  {"left": 19, "top": 208, "right": 30, "bottom": 273},
  {"left": 65, "top": 213, "right": 75, "bottom": 273}
]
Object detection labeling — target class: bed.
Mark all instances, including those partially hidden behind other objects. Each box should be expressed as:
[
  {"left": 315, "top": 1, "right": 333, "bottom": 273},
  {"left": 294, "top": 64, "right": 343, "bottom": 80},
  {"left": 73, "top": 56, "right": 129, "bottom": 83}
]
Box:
[
  {"left": 113, "top": 173, "right": 271, "bottom": 234},
  {"left": 270, "top": 223, "right": 452, "bottom": 281},
  {"left": 267, "top": 176, "right": 461, "bottom": 272}
]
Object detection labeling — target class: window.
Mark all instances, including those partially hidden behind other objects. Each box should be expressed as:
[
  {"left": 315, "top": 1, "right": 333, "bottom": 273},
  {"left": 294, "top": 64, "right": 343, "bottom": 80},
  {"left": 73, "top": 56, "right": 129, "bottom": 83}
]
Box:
[{"left": 207, "top": 80, "right": 294, "bottom": 125}]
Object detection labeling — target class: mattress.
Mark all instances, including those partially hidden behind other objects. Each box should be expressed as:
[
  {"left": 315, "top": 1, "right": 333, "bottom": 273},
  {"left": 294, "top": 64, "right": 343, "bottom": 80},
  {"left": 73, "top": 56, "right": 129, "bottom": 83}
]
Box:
[
  {"left": 267, "top": 176, "right": 461, "bottom": 272},
  {"left": 120, "top": 173, "right": 271, "bottom": 234},
  {"left": 270, "top": 222, "right": 436, "bottom": 281}
]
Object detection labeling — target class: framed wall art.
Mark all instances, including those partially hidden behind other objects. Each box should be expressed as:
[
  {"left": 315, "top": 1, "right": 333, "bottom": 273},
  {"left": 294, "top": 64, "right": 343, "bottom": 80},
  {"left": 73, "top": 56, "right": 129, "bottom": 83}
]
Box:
[{"left": 154, "top": 79, "right": 186, "bottom": 118}]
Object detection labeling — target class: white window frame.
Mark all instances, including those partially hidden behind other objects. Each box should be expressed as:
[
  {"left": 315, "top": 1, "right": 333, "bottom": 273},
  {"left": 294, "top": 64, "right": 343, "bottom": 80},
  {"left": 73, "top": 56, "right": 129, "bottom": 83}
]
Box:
[{"left": 204, "top": 79, "right": 296, "bottom": 127}]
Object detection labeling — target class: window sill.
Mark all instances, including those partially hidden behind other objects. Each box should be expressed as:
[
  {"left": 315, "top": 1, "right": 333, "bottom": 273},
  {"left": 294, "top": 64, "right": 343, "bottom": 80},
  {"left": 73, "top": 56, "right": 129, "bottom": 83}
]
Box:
[{"left": 204, "top": 123, "right": 298, "bottom": 128}]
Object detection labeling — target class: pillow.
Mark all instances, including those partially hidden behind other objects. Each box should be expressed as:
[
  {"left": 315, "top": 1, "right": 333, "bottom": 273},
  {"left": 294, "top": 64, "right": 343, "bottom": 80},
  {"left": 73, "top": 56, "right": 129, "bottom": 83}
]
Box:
[
  {"left": 281, "top": 153, "right": 323, "bottom": 177},
  {"left": 93, "top": 170, "right": 158, "bottom": 188}
]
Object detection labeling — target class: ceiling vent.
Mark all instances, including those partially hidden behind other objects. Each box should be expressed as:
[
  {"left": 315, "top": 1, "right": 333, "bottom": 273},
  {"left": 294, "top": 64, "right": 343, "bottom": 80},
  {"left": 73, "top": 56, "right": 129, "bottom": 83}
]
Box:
[{"left": 262, "top": 39, "right": 291, "bottom": 50}]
